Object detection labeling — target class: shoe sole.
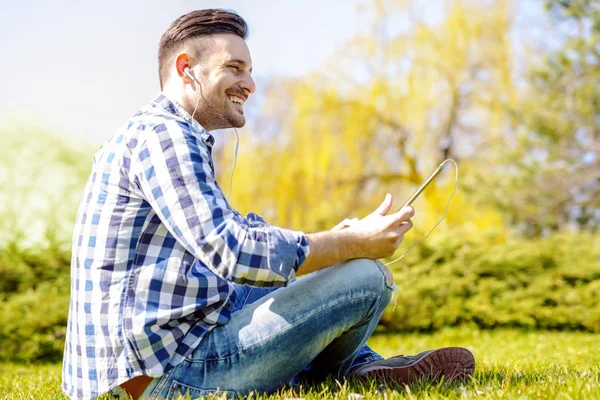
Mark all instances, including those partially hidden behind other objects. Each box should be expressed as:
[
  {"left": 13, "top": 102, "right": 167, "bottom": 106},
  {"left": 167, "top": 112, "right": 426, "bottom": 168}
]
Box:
[{"left": 357, "top": 347, "right": 475, "bottom": 384}]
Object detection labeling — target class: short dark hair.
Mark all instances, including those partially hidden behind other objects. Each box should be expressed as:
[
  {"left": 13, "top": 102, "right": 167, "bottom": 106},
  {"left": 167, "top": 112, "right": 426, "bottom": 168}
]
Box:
[{"left": 158, "top": 9, "right": 249, "bottom": 89}]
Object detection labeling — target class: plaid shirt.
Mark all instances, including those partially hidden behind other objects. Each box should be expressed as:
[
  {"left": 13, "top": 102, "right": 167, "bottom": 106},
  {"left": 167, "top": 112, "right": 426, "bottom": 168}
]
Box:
[{"left": 62, "top": 93, "right": 310, "bottom": 400}]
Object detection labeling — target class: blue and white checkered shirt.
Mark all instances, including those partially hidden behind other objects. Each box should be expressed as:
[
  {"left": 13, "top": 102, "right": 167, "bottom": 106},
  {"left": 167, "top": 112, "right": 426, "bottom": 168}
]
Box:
[{"left": 62, "top": 93, "right": 310, "bottom": 400}]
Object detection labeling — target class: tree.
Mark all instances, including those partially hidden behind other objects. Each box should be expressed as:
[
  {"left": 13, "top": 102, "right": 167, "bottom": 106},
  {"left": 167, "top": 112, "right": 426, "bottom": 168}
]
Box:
[
  {"left": 471, "top": 0, "right": 600, "bottom": 235},
  {"left": 219, "top": 0, "right": 513, "bottom": 236}
]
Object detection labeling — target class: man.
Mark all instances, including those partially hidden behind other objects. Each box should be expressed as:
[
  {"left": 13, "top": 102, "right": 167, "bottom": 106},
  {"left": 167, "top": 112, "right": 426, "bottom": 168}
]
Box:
[{"left": 62, "top": 9, "right": 474, "bottom": 400}]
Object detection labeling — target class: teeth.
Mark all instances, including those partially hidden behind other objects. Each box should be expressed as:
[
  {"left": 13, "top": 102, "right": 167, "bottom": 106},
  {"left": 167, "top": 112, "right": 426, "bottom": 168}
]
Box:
[{"left": 228, "top": 96, "right": 245, "bottom": 105}]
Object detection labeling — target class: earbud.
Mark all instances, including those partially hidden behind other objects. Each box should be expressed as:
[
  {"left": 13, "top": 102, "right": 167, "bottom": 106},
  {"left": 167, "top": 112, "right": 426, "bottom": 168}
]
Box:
[
  {"left": 184, "top": 67, "right": 200, "bottom": 93},
  {"left": 184, "top": 67, "right": 200, "bottom": 85}
]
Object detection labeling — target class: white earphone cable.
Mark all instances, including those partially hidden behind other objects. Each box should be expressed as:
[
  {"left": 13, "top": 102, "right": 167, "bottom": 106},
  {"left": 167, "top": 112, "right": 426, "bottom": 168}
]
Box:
[
  {"left": 187, "top": 66, "right": 239, "bottom": 202},
  {"left": 191, "top": 85, "right": 200, "bottom": 122},
  {"left": 384, "top": 159, "right": 459, "bottom": 266},
  {"left": 228, "top": 128, "right": 239, "bottom": 201}
]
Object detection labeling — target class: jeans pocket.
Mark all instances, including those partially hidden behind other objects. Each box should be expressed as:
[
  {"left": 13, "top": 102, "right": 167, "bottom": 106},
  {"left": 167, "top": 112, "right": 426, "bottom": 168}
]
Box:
[{"left": 166, "top": 380, "right": 237, "bottom": 399}]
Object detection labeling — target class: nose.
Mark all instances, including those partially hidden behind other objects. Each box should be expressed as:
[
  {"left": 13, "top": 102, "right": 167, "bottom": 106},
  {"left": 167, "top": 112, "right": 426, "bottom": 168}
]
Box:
[{"left": 240, "top": 73, "right": 256, "bottom": 95}]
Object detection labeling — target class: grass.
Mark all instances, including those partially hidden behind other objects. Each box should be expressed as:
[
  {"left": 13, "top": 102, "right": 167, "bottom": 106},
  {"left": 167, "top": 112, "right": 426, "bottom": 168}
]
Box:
[{"left": 1, "top": 327, "right": 599, "bottom": 399}]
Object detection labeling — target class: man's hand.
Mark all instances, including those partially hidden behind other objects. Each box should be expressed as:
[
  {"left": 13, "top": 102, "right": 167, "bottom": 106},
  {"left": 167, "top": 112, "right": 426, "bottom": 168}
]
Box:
[
  {"left": 344, "top": 193, "right": 414, "bottom": 260},
  {"left": 298, "top": 194, "right": 414, "bottom": 275}
]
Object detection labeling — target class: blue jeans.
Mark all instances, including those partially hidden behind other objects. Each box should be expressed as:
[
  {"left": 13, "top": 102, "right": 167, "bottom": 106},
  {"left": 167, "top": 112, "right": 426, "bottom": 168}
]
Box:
[{"left": 141, "top": 259, "right": 392, "bottom": 399}]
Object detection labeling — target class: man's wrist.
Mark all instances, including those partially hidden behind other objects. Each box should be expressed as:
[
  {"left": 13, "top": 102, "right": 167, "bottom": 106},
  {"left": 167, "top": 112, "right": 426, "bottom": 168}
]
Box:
[
  {"left": 312, "top": 228, "right": 364, "bottom": 262},
  {"left": 300, "top": 229, "right": 364, "bottom": 275},
  {"left": 333, "top": 229, "right": 363, "bottom": 260}
]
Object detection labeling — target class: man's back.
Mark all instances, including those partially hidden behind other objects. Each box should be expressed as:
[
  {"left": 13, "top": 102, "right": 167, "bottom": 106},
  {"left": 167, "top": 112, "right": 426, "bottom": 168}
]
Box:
[{"left": 62, "top": 94, "right": 309, "bottom": 399}]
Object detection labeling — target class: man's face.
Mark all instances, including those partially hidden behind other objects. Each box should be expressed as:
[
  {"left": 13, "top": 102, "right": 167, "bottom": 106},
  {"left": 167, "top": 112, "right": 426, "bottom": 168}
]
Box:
[{"left": 190, "top": 33, "right": 256, "bottom": 131}]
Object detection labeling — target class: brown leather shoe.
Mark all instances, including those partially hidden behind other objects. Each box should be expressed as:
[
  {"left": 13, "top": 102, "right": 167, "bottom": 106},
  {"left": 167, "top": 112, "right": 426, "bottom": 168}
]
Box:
[{"left": 351, "top": 347, "right": 475, "bottom": 384}]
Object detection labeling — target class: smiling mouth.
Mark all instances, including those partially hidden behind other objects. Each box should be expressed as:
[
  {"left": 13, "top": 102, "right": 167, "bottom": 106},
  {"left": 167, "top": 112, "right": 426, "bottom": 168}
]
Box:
[{"left": 228, "top": 95, "right": 245, "bottom": 106}]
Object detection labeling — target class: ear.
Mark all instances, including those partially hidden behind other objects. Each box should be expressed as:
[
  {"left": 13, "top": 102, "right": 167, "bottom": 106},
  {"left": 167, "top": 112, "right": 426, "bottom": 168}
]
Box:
[{"left": 175, "top": 53, "right": 194, "bottom": 84}]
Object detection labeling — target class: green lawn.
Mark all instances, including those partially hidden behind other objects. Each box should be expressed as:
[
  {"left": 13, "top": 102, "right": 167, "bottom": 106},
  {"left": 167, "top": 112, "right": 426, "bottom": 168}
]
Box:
[{"left": 1, "top": 328, "right": 599, "bottom": 399}]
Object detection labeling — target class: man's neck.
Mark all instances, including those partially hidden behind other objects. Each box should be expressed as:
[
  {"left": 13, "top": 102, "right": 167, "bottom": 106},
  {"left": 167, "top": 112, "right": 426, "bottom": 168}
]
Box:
[{"left": 160, "top": 88, "right": 213, "bottom": 132}]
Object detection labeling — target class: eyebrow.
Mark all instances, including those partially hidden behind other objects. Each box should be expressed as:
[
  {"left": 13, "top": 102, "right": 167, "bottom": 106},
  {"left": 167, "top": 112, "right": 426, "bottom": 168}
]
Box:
[{"left": 225, "top": 59, "right": 253, "bottom": 74}]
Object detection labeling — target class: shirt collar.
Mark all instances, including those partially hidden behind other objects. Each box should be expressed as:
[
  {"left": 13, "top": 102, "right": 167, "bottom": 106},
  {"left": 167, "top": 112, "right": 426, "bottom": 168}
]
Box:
[{"left": 152, "top": 92, "right": 215, "bottom": 148}]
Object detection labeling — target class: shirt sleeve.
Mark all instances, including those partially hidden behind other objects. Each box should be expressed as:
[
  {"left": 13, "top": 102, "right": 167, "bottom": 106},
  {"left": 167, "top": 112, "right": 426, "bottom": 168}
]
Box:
[{"left": 133, "top": 120, "right": 310, "bottom": 287}]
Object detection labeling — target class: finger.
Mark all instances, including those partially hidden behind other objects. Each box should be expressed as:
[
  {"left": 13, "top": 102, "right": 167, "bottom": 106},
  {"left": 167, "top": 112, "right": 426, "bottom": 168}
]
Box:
[
  {"left": 369, "top": 193, "right": 393, "bottom": 217},
  {"left": 397, "top": 219, "right": 414, "bottom": 235},
  {"left": 389, "top": 205, "right": 415, "bottom": 223}
]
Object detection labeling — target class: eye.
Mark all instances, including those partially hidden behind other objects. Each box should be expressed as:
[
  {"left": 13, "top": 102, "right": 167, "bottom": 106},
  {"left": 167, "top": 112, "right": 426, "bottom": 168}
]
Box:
[{"left": 228, "top": 65, "right": 240, "bottom": 72}]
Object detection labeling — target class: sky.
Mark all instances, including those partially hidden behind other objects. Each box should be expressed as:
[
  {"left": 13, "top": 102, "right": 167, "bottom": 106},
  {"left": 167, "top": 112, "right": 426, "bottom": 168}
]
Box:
[{"left": 0, "top": 1, "right": 548, "bottom": 146}]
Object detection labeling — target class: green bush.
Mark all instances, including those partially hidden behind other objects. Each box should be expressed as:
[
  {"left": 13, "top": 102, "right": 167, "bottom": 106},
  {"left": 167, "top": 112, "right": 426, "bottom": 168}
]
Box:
[
  {"left": 0, "top": 241, "right": 70, "bottom": 295},
  {"left": 1, "top": 231, "right": 598, "bottom": 362},
  {"left": 0, "top": 279, "right": 70, "bottom": 363},
  {"left": 0, "top": 243, "right": 71, "bottom": 362},
  {"left": 381, "top": 232, "right": 600, "bottom": 333}
]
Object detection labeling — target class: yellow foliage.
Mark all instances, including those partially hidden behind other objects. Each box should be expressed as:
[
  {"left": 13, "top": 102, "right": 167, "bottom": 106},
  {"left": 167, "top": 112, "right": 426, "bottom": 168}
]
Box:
[{"left": 219, "top": 0, "right": 514, "bottom": 235}]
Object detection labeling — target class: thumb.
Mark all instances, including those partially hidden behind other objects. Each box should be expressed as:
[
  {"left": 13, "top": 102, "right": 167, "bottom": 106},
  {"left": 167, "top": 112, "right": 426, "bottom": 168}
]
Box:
[{"left": 370, "top": 193, "right": 393, "bottom": 217}]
